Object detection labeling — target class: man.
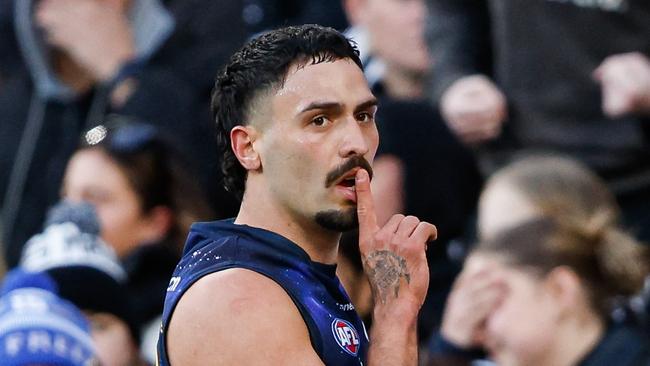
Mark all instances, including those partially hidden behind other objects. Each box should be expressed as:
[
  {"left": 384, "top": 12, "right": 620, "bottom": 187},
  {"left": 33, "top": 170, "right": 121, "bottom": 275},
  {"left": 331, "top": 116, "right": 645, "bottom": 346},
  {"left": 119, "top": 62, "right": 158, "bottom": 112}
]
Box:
[{"left": 157, "top": 24, "right": 436, "bottom": 365}]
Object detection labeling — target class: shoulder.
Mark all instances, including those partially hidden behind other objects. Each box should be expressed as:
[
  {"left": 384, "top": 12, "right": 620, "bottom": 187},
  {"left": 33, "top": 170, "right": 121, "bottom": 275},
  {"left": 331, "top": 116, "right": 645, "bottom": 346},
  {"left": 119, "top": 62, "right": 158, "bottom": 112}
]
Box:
[
  {"left": 166, "top": 268, "right": 323, "bottom": 365},
  {"left": 582, "top": 325, "right": 650, "bottom": 366}
]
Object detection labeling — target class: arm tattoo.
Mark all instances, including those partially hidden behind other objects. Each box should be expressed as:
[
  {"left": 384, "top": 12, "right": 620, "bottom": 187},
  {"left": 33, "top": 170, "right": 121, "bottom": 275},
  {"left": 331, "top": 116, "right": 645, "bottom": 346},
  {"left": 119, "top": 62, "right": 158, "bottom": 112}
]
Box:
[{"left": 363, "top": 250, "right": 410, "bottom": 304}]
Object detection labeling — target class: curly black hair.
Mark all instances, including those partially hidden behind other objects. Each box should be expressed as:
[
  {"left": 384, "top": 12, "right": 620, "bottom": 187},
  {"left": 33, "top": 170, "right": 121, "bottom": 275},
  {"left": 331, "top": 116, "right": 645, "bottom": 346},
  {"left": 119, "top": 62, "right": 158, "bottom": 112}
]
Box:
[{"left": 211, "top": 24, "right": 363, "bottom": 200}]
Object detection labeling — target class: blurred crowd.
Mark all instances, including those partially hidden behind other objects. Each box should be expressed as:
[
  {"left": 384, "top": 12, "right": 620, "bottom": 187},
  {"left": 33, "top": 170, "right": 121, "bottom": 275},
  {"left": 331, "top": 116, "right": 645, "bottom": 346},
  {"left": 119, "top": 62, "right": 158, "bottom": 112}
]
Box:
[{"left": 0, "top": 0, "right": 649, "bottom": 365}]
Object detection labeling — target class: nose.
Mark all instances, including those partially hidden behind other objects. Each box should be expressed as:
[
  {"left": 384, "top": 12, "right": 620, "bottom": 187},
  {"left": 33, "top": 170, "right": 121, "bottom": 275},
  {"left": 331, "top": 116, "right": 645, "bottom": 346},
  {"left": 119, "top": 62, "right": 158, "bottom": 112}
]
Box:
[{"left": 339, "top": 118, "right": 371, "bottom": 158}]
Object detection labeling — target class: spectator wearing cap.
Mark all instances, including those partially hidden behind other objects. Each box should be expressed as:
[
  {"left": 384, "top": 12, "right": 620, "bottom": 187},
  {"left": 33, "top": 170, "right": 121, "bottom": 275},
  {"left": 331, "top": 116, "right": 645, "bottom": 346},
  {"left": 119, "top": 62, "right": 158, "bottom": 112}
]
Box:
[
  {"left": 60, "top": 121, "right": 213, "bottom": 363},
  {"left": 20, "top": 200, "right": 144, "bottom": 366},
  {"left": 0, "top": 269, "right": 98, "bottom": 366}
]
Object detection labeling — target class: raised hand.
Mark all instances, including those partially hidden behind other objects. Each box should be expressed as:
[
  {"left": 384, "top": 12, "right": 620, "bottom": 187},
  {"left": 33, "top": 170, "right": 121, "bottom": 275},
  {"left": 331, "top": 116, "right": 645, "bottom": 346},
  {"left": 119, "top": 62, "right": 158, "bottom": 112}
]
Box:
[
  {"left": 36, "top": 0, "right": 135, "bottom": 81},
  {"left": 594, "top": 52, "right": 650, "bottom": 118},
  {"left": 440, "top": 254, "right": 507, "bottom": 348},
  {"left": 440, "top": 74, "right": 508, "bottom": 145},
  {"left": 355, "top": 169, "right": 436, "bottom": 311}
]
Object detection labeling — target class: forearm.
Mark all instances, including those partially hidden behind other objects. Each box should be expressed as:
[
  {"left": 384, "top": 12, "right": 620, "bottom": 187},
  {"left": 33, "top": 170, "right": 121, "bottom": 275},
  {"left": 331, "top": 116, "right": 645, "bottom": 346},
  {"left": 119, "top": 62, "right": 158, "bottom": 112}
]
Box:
[
  {"left": 111, "top": 65, "right": 204, "bottom": 161},
  {"left": 114, "top": 66, "right": 197, "bottom": 129},
  {"left": 426, "top": 0, "right": 492, "bottom": 102},
  {"left": 356, "top": 173, "right": 436, "bottom": 366},
  {"left": 368, "top": 303, "right": 419, "bottom": 366}
]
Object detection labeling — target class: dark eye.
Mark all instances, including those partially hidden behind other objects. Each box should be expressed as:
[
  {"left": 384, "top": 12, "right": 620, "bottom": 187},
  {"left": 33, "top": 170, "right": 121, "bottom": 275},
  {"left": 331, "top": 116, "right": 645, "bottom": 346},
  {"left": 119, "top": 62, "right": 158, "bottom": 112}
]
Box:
[
  {"left": 311, "top": 116, "right": 331, "bottom": 127},
  {"left": 357, "top": 112, "right": 374, "bottom": 123}
]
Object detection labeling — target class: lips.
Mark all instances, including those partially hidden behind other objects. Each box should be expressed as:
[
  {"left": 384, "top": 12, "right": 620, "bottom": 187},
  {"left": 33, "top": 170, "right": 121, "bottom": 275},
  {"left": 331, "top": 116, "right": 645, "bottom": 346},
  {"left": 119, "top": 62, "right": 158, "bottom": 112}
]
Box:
[
  {"left": 333, "top": 168, "right": 361, "bottom": 187},
  {"left": 333, "top": 168, "right": 361, "bottom": 202},
  {"left": 325, "top": 156, "right": 373, "bottom": 188}
]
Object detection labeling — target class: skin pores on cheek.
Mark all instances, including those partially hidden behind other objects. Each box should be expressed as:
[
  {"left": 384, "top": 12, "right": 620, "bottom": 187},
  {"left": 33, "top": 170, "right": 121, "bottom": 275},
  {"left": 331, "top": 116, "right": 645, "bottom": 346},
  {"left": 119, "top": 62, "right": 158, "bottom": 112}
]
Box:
[
  {"left": 262, "top": 122, "right": 343, "bottom": 224},
  {"left": 252, "top": 78, "right": 323, "bottom": 218},
  {"left": 258, "top": 60, "right": 377, "bottom": 220}
]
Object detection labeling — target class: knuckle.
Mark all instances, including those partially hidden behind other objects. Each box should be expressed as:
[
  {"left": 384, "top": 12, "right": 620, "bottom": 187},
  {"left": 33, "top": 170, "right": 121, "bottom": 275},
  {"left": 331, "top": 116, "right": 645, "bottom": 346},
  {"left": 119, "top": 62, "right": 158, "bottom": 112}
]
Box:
[
  {"left": 374, "top": 231, "right": 390, "bottom": 244},
  {"left": 356, "top": 204, "right": 369, "bottom": 217},
  {"left": 388, "top": 240, "right": 401, "bottom": 253},
  {"left": 404, "top": 215, "right": 419, "bottom": 223}
]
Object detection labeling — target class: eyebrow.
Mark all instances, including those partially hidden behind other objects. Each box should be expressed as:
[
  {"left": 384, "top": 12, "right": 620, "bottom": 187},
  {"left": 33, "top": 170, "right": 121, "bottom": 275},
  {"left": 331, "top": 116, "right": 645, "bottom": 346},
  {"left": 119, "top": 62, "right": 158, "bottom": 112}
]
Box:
[
  {"left": 354, "top": 99, "right": 378, "bottom": 114},
  {"left": 298, "top": 98, "right": 378, "bottom": 115},
  {"left": 298, "top": 101, "right": 343, "bottom": 115}
]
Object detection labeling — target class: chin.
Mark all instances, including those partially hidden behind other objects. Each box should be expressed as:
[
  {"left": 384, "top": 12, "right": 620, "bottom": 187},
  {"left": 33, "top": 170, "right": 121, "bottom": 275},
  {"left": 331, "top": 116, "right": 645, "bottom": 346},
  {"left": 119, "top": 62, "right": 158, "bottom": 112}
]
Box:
[{"left": 315, "top": 208, "right": 358, "bottom": 232}]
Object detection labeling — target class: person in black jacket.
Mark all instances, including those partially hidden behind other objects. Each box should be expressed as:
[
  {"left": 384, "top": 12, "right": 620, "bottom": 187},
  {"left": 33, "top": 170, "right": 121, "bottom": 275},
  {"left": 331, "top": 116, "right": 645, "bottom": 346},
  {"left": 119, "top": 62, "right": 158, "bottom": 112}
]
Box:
[
  {"left": 0, "top": 0, "right": 245, "bottom": 268},
  {"left": 426, "top": 0, "right": 650, "bottom": 241},
  {"left": 242, "top": 0, "right": 348, "bottom": 33}
]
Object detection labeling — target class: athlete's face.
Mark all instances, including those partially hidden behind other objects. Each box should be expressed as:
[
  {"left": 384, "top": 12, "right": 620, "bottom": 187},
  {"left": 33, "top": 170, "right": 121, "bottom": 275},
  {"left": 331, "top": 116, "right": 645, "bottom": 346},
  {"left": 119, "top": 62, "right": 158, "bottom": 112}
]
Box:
[{"left": 254, "top": 58, "right": 379, "bottom": 232}]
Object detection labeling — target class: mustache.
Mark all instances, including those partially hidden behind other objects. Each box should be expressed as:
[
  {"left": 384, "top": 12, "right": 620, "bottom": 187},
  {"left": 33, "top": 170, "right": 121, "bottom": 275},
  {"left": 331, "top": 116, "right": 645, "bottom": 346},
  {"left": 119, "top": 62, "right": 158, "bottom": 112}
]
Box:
[{"left": 325, "top": 156, "right": 373, "bottom": 188}]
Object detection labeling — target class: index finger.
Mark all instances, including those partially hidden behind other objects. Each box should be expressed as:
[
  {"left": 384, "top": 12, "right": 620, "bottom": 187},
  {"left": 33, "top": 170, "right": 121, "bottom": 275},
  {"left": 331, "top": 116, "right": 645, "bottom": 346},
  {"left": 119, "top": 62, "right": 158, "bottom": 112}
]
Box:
[{"left": 355, "top": 169, "right": 378, "bottom": 249}]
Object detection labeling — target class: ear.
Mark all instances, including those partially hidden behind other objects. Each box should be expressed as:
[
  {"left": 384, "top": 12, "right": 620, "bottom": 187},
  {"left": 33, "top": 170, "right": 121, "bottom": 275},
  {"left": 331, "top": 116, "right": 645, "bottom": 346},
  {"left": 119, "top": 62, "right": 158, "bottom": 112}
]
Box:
[
  {"left": 544, "top": 266, "right": 584, "bottom": 312},
  {"left": 138, "top": 206, "right": 174, "bottom": 244},
  {"left": 342, "top": 0, "right": 368, "bottom": 26},
  {"left": 230, "top": 125, "right": 261, "bottom": 171}
]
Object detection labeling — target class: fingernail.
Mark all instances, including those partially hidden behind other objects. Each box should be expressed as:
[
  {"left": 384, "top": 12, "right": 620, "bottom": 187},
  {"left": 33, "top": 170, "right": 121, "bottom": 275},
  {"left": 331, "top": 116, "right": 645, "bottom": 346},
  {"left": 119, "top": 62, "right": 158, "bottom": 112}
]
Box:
[{"left": 356, "top": 169, "right": 368, "bottom": 183}]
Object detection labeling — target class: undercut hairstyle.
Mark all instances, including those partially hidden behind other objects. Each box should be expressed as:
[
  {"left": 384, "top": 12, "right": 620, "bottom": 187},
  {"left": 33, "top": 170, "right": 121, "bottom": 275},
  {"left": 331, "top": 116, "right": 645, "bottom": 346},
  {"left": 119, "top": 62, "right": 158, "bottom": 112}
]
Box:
[{"left": 211, "top": 24, "right": 363, "bottom": 200}]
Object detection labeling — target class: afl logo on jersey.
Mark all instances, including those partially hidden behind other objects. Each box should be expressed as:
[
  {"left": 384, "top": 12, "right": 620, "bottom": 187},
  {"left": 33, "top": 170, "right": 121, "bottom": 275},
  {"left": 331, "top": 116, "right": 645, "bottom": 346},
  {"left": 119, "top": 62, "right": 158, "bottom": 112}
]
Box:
[{"left": 331, "top": 318, "right": 360, "bottom": 356}]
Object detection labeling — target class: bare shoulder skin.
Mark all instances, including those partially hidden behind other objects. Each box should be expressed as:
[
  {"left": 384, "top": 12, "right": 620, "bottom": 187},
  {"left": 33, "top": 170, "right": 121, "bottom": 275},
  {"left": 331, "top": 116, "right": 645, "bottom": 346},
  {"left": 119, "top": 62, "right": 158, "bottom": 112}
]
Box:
[
  {"left": 166, "top": 268, "right": 324, "bottom": 365},
  {"left": 165, "top": 169, "right": 435, "bottom": 366}
]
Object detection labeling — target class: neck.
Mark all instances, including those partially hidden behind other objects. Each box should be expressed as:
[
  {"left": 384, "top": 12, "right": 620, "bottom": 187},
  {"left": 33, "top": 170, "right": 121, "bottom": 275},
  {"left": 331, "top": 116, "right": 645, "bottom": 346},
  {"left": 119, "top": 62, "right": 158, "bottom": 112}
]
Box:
[
  {"left": 382, "top": 64, "right": 426, "bottom": 100},
  {"left": 235, "top": 184, "right": 341, "bottom": 264},
  {"left": 542, "top": 311, "right": 605, "bottom": 366}
]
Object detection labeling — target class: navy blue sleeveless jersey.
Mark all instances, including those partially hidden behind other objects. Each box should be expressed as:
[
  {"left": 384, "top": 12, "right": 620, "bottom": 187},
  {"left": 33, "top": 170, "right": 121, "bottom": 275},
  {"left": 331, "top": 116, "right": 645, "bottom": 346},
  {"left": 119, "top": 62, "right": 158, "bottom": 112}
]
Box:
[{"left": 156, "top": 219, "right": 369, "bottom": 365}]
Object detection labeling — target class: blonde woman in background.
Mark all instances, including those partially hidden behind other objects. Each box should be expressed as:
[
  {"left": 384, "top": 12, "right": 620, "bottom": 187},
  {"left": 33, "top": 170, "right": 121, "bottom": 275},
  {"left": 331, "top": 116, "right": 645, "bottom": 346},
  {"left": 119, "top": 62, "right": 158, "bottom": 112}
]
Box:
[
  {"left": 429, "top": 155, "right": 650, "bottom": 365},
  {"left": 437, "top": 217, "right": 650, "bottom": 366},
  {"left": 477, "top": 155, "right": 620, "bottom": 241}
]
